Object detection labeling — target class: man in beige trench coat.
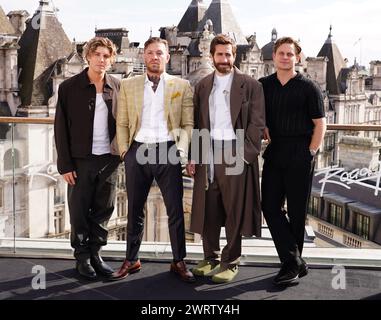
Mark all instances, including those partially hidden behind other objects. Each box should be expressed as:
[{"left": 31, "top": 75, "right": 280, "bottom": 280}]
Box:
[{"left": 186, "top": 34, "right": 265, "bottom": 283}]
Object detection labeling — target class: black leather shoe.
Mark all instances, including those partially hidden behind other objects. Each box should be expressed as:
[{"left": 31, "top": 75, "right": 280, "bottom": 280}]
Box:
[
  {"left": 90, "top": 255, "right": 114, "bottom": 277},
  {"left": 299, "top": 258, "right": 308, "bottom": 278},
  {"left": 76, "top": 259, "right": 97, "bottom": 280},
  {"left": 273, "top": 260, "right": 299, "bottom": 286}
]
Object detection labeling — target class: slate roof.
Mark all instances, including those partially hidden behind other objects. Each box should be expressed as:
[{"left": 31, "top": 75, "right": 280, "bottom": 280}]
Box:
[
  {"left": 317, "top": 27, "right": 346, "bottom": 95},
  {"left": 0, "top": 6, "right": 15, "bottom": 35},
  {"left": 177, "top": 0, "right": 207, "bottom": 33},
  {"left": 197, "top": 0, "right": 248, "bottom": 45},
  {"left": 17, "top": 1, "right": 72, "bottom": 107},
  {"left": 261, "top": 29, "right": 278, "bottom": 61}
]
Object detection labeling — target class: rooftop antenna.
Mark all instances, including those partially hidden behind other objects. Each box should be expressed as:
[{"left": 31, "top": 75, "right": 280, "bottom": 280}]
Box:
[{"left": 353, "top": 37, "right": 362, "bottom": 66}]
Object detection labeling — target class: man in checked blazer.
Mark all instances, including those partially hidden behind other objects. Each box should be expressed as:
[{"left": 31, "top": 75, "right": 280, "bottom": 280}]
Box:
[{"left": 110, "top": 37, "right": 195, "bottom": 282}]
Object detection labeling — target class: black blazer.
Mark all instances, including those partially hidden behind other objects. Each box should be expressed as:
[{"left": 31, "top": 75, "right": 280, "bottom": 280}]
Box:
[{"left": 54, "top": 68, "right": 120, "bottom": 174}]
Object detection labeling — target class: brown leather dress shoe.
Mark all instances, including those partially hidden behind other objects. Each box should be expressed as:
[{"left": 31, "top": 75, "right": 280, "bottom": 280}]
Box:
[
  {"left": 108, "top": 259, "right": 141, "bottom": 281},
  {"left": 170, "top": 261, "right": 196, "bottom": 283}
]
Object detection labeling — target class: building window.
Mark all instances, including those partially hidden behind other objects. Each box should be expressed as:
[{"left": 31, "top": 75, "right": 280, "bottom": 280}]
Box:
[
  {"left": 4, "top": 149, "right": 20, "bottom": 171},
  {"left": 117, "top": 167, "right": 126, "bottom": 190},
  {"left": 264, "top": 64, "right": 270, "bottom": 76},
  {"left": 54, "top": 209, "right": 65, "bottom": 234},
  {"left": 0, "top": 185, "right": 3, "bottom": 209},
  {"left": 354, "top": 213, "right": 370, "bottom": 240},
  {"left": 117, "top": 194, "right": 127, "bottom": 217},
  {"left": 329, "top": 203, "right": 343, "bottom": 228},
  {"left": 308, "top": 196, "right": 319, "bottom": 217},
  {"left": 117, "top": 231, "right": 126, "bottom": 241},
  {"left": 324, "top": 134, "right": 335, "bottom": 152},
  {"left": 54, "top": 186, "right": 65, "bottom": 205}
]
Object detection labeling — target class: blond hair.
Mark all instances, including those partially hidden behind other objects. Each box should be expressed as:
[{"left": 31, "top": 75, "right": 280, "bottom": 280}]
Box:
[{"left": 83, "top": 37, "right": 117, "bottom": 64}]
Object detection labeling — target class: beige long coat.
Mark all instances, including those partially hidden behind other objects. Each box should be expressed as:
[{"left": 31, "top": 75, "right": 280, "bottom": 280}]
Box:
[{"left": 190, "top": 67, "right": 266, "bottom": 237}]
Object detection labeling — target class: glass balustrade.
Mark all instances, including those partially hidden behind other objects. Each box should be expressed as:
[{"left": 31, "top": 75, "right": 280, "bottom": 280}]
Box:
[{"left": 0, "top": 118, "right": 380, "bottom": 266}]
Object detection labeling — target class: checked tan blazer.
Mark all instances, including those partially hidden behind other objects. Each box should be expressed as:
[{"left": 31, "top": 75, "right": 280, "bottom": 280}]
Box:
[{"left": 116, "top": 72, "right": 194, "bottom": 157}]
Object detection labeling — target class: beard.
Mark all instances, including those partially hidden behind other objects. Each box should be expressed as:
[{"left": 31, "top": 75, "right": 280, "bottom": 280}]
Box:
[
  {"left": 214, "top": 62, "right": 233, "bottom": 74},
  {"left": 146, "top": 62, "right": 162, "bottom": 75}
]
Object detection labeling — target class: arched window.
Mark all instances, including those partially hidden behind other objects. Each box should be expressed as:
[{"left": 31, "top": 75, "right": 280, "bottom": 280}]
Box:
[{"left": 4, "top": 149, "right": 21, "bottom": 171}]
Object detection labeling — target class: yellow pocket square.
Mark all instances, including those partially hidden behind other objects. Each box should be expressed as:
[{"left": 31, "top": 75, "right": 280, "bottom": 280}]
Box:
[{"left": 171, "top": 91, "right": 181, "bottom": 100}]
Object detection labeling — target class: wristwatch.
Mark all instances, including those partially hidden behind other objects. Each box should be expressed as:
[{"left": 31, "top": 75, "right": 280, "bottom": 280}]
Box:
[{"left": 310, "top": 149, "right": 318, "bottom": 157}]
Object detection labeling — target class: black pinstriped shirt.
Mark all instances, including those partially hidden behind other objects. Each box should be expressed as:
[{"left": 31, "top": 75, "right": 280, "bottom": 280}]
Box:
[{"left": 259, "top": 72, "right": 325, "bottom": 139}]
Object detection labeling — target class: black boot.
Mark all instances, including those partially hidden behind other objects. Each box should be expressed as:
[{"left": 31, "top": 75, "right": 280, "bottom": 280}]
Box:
[
  {"left": 76, "top": 259, "right": 97, "bottom": 280},
  {"left": 90, "top": 254, "right": 114, "bottom": 277}
]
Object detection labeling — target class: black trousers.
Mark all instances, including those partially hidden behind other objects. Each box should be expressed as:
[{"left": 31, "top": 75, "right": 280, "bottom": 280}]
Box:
[
  {"left": 68, "top": 154, "right": 120, "bottom": 261},
  {"left": 124, "top": 141, "right": 186, "bottom": 262},
  {"left": 261, "top": 155, "right": 315, "bottom": 263}
]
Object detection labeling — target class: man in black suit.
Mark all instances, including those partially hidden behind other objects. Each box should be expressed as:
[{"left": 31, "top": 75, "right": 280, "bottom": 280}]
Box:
[{"left": 54, "top": 37, "right": 121, "bottom": 280}]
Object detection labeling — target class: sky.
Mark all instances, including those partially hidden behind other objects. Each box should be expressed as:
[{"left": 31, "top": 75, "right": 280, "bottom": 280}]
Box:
[{"left": 2, "top": 0, "right": 381, "bottom": 66}]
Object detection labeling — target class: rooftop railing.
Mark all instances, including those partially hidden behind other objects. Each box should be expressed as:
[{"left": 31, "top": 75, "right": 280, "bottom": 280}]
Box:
[{"left": 0, "top": 117, "right": 380, "bottom": 267}]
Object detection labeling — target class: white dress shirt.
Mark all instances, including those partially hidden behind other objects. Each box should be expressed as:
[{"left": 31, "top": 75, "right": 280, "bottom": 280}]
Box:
[{"left": 135, "top": 74, "right": 173, "bottom": 143}]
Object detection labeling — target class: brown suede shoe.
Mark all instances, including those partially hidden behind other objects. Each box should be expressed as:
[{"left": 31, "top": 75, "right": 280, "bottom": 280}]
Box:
[
  {"left": 108, "top": 259, "right": 141, "bottom": 281},
  {"left": 170, "top": 261, "right": 196, "bottom": 283}
]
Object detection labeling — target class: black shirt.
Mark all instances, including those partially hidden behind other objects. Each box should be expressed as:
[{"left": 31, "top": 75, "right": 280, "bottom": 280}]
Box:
[
  {"left": 259, "top": 72, "right": 325, "bottom": 139},
  {"left": 259, "top": 72, "right": 325, "bottom": 163}
]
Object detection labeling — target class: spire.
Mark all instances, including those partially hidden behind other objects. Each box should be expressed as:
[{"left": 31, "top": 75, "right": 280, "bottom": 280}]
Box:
[
  {"left": 38, "top": 0, "right": 55, "bottom": 14},
  {"left": 271, "top": 28, "right": 278, "bottom": 42},
  {"left": 317, "top": 25, "right": 346, "bottom": 95},
  {"left": 197, "top": 0, "right": 247, "bottom": 45},
  {"left": 17, "top": 0, "right": 72, "bottom": 109},
  {"left": 261, "top": 28, "right": 278, "bottom": 61},
  {"left": 72, "top": 38, "right": 77, "bottom": 53},
  {"left": 177, "top": 0, "right": 207, "bottom": 33}
]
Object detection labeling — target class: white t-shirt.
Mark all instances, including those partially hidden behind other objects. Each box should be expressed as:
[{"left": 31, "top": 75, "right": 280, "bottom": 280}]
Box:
[{"left": 92, "top": 93, "right": 111, "bottom": 155}]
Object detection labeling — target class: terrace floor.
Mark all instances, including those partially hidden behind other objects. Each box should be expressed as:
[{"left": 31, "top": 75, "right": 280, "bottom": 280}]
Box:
[{"left": 0, "top": 257, "right": 380, "bottom": 301}]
